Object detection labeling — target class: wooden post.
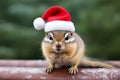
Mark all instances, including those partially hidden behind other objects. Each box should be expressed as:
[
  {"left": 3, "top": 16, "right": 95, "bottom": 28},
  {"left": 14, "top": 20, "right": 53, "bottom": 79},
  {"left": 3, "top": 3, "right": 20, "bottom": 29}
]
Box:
[{"left": 0, "top": 60, "right": 119, "bottom": 80}]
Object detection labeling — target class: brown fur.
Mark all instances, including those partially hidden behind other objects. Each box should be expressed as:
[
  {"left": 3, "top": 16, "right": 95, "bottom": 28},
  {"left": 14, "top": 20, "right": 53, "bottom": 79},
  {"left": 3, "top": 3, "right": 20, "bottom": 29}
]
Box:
[{"left": 42, "top": 31, "right": 115, "bottom": 74}]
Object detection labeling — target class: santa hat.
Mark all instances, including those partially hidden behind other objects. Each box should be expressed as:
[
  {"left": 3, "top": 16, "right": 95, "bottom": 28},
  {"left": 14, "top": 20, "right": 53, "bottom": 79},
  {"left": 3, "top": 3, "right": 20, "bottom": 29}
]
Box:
[{"left": 33, "top": 6, "right": 75, "bottom": 32}]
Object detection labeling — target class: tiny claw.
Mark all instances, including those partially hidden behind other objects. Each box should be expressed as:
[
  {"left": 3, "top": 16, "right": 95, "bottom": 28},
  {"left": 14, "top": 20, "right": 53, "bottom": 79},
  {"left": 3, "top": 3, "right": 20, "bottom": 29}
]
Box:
[
  {"left": 46, "top": 66, "right": 54, "bottom": 73},
  {"left": 68, "top": 67, "right": 78, "bottom": 74}
]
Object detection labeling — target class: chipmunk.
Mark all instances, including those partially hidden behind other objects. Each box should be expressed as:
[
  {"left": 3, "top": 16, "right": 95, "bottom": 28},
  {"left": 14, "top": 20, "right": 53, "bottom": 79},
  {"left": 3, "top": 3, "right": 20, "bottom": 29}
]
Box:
[
  {"left": 33, "top": 6, "right": 115, "bottom": 74},
  {"left": 41, "top": 30, "right": 115, "bottom": 74}
]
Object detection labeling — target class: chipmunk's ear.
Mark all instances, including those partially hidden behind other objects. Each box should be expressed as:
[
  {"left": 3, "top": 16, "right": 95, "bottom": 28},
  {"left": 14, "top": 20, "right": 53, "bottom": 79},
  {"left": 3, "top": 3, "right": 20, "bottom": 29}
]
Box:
[
  {"left": 64, "top": 31, "right": 73, "bottom": 37},
  {"left": 45, "top": 32, "right": 53, "bottom": 36},
  {"left": 67, "top": 31, "right": 73, "bottom": 36},
  {"left": 45, "top": 32, "right": 49, "bottom": 36},
  {"left": 70, "top": 32, "right": 73, "bottom": 36}
]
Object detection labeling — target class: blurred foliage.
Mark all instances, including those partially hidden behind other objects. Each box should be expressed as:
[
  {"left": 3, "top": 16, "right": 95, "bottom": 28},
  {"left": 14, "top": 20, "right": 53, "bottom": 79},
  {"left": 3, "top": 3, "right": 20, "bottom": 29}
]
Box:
[{"left": 0, "top": 0, "right": 120, "bottom": 60}]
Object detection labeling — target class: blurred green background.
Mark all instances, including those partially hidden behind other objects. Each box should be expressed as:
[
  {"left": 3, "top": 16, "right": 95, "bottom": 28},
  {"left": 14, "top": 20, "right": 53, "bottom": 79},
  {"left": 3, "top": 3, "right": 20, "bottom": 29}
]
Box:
[{"left": 0, "top": 0, "right": 120, "bottom": 60}]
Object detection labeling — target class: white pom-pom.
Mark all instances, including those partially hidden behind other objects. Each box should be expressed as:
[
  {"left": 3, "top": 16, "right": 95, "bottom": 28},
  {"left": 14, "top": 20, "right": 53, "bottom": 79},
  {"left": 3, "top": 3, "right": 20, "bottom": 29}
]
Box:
[{"left": 33, "top": 17, "right": 45, "bottom": 30}]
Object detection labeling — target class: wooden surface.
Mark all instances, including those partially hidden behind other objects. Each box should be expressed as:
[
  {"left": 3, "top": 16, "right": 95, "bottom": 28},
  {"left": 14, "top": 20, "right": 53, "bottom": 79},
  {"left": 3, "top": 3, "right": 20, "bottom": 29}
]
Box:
[{"left": 0, "top": 60, "right": 119, "bottom": 80}]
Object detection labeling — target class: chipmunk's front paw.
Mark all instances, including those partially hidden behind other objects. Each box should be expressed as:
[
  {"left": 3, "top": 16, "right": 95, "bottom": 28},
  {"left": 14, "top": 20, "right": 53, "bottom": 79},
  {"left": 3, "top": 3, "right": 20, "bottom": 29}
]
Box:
[
  {"left": 46, "top": 66, "right": 54, "bottom": 73},
  {"left": 68, "top": 67, "right": 78, "bottom": 74}
]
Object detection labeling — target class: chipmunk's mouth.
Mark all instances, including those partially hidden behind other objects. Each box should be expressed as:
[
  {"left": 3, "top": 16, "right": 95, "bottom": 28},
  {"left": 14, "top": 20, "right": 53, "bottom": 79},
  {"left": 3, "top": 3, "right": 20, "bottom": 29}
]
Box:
[
  {"left": 52, "top": 45, "right": 65, "bottom": 53},
  {"left": 57, "top": 48, "right": 61, "bottom": 51},
  {"left": 54, "top": 48, "right": 63, "bottom": 53}
]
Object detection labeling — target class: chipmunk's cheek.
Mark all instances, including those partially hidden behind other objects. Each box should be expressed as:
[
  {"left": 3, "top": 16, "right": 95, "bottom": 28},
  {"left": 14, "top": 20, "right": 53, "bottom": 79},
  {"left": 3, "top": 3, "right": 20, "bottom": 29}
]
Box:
[
  {"left": 52, "top": 45, "right": 60, "bottom": 52},
  {"left": 61, "top": 46, "right": 65, "bottom": 50},
  {"left": 52, "top": 46, "right": 56, "bottom": 50}
]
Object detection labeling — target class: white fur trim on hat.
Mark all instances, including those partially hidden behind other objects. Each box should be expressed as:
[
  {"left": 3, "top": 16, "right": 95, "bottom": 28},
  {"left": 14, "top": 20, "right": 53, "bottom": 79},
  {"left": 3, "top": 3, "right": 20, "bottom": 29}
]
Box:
[
  {"left": 44, "top": 21, "right": 75, "bottom": 32},
  {"left": 33, "top": 17, "right": 45, "bottom": 30}
]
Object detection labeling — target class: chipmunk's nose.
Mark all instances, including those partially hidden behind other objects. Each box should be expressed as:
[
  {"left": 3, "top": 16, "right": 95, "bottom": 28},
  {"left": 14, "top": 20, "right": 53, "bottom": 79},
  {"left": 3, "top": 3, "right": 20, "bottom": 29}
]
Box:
[{"left": 56, "top": 44, "right": 61, "bottom": 49}]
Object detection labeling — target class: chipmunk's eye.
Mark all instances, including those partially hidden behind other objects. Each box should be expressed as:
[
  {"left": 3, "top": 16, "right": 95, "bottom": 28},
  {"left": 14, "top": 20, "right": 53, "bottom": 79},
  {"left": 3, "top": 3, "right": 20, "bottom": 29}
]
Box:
[
  {"left": 64, "top": 33, "right": 70, "bottom": 41},
  {"left": 48, "top": 33, "right": 53, "bottom": 41},
  {"left": 45, "top": 32, "right": 54, "bottom": 42},
  {"left": 65, "top": 35, "right": 69, "bottom": 41},
  {"left": 49, "top": 36, "right": 53, "bottom": 40},
  {"left": 64, "top": 32, "right": 75, "bottom": 43}
]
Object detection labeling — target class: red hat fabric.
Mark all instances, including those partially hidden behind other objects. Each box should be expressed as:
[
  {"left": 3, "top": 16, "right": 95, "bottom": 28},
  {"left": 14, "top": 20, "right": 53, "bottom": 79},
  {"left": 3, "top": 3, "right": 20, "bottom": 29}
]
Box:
[
  {"left": 42, "top": 6, "right": 71, "bottom": 22},
  {"left": 33, "top": 6, "right": 75, "bottom": 32}
]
